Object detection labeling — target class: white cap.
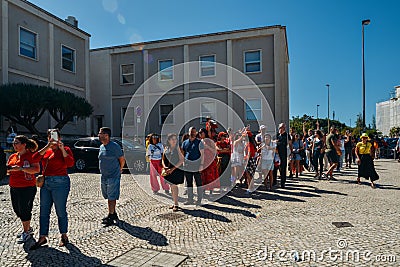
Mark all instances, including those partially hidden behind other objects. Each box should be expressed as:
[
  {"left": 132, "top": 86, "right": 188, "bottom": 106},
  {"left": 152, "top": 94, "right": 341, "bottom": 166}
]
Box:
[{"left": 259, "top": 125, "right": 266, "bottom": 131}]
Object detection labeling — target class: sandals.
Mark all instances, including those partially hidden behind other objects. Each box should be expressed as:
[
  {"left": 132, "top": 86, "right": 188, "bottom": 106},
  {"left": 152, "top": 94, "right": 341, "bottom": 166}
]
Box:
[
  {"left": 357, "top": 177, "right": 361, "bottom": 185},
  {"left": 169, "top": 205, "right": 181, "bottom": 212},
  {"left": 30, "top": 238, "right": 47, "bottom": 250}
]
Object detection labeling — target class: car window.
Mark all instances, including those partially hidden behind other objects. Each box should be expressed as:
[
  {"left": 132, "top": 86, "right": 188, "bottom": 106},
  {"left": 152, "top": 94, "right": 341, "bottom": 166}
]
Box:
[
  {"left": 75, "top": 140, "right": 91, "bottom": 147},
  {"left": 90, "top": 140, "right": 102, "bottom": 148}
]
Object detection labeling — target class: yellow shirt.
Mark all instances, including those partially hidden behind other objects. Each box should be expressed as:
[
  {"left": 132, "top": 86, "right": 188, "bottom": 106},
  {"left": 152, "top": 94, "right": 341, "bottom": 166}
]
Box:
[{"left": 356, "top": 142, "right": 372, "bottom": 155}]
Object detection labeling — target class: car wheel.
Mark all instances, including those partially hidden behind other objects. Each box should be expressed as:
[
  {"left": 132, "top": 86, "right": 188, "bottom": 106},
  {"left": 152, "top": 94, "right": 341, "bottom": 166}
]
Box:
[
  {"left": 133, "top": 159, "right": 146, "bottom": 173},
  {"left": 75, "top": 158, "right": 87, "bottom": 171}
]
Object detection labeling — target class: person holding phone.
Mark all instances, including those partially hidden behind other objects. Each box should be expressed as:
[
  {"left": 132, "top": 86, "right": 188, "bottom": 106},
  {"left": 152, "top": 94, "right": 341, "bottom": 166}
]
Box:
[
  {"left": 30, "top": 129, "right": 75, "bottom": 250},
  {"left": 7, "top": 135, "right": 40, "bottom": 244}
]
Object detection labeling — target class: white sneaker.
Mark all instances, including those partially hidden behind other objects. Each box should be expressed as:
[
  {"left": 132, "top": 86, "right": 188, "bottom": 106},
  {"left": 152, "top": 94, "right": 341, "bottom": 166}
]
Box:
[{"left": 17, "top": 232, "right": 31, "bottom": 244}]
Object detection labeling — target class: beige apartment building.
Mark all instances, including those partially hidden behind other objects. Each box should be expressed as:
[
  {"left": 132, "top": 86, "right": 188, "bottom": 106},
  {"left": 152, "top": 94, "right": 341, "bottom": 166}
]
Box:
[
  {"left": 0, "top": 0, "right": 91, "bottom": 138},
  {"left": 90, "top": 26, "right": 289, "bottom": 138}
]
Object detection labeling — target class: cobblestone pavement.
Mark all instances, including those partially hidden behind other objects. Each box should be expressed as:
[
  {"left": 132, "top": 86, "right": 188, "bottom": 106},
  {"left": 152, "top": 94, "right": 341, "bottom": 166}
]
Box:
[{"left": 0, "top": 159, "right": 398, "bottom": 266}]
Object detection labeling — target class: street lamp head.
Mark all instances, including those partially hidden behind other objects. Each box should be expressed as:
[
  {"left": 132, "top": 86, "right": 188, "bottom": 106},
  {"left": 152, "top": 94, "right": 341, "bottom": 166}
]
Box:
[
  {"left": 362, "top": 19, "right": 371, "bottom": 25},
  {"left": 317, "top": 104, "right": 320, "bottom": 107},
  {"left": 326, "top": 84, "right": 330, "bottom": 87}
]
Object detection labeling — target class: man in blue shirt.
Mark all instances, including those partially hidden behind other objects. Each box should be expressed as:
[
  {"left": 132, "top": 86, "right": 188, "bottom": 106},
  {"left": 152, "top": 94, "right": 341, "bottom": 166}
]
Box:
[
  {"left": 98, "top": 127, "right": 125, "bottom": 226},
  {"left": 182, "top": 127, "right": 204, "bottom": 205}
]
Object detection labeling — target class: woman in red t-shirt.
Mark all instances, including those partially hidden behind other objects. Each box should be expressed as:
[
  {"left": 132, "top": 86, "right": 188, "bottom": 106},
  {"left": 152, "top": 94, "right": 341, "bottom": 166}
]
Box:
[
  {"left": 30, "top": 129, "right": 75, "bottom": 250},
  {"left": 7, "top": 135, "right": 40, "bottom": 244}
]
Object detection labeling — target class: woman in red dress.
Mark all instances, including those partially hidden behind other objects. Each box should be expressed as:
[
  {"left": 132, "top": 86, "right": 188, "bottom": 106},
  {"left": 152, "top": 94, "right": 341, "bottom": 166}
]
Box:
[{"left": 198, "top": 128, "right": 220, "bottom": 195}]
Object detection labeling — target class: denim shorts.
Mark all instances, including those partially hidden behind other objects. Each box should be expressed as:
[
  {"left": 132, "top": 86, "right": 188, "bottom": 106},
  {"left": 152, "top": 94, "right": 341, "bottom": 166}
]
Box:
[{"left": 101, "top": 176, "right": 121, "bottom": 200}]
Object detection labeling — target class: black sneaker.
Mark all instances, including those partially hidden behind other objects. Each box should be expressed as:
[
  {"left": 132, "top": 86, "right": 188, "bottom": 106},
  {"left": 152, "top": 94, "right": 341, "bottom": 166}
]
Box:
[
  {"left": 102, "top": 213, "right": 118, "bottom": 224},
  {"left": 102, "top": 216, "right": 119, "bottom": 227}
]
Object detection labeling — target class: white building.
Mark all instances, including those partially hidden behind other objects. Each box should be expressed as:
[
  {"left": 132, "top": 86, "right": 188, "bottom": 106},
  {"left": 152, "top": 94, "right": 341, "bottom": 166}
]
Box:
[{"left": 376, "top": 85, "right": 400, "bottom": 136}]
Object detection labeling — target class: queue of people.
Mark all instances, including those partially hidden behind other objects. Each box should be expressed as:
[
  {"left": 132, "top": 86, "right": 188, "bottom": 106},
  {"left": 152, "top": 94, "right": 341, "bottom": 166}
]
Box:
[{"left": 4, "top": 121, "right": 382, "bottom": 251}]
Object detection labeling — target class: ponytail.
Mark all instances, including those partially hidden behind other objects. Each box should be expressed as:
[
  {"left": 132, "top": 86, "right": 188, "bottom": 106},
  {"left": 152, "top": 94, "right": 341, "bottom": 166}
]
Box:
[
  {"left": 26, "top": 139, "right": 38, "bottom": 152},
  {"left": 14, "top": 135, "right": 38, "bottom": 152}
]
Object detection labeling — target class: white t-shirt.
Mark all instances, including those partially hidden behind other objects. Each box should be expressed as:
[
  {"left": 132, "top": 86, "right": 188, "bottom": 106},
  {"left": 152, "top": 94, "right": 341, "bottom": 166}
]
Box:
[
  {"left": 261, "top": 142, "right": 276, "bottom": 160},
  {"left": 146, "top": 143, "right": 164, "bottom": 160}
]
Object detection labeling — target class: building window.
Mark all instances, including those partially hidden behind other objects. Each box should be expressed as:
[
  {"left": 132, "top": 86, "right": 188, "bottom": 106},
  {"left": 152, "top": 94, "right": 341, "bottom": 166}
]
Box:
[
  {"left": 61, "top": 45, "right": 75, "bottom": 72},
  {"left": 245, "top": 99, "right": 262, "bottom": 121},
  {"left": 160, "top": 104, "right": 174, "bottom": 125},
  {"left": 120, "top": 64, "right": 135, "bottom": 85},
  {"left": 244, "top": 50, "right": 261, "bottom": 73},
  {"left": 19, "top": 27, "right": 37, "bottom": 59},
  {"left": 200, "top": 102, "right": 216, "bottom": 123},
  {"left": 159, "top": 60, "right": 173, "bottom": 80},
  {"left": 199, "top": 55, "right": 216, "bottom": 77}
]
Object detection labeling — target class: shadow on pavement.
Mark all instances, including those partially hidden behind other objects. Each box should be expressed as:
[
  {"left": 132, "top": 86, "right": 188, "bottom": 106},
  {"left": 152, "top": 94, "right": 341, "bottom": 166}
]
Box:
[
  {"left": 117, "top": 220, "right": 168, "bottom": 246},
  {"left": 25, "top": 242, "right": 110, "bottom": 267},
  {"left": 182, "top": 209, "right": 232, "bottom": 223},
  {"left": 202, "top": 203, "right": 256, "bottom": 218},
  {"left": 216, "top": 195, "right": 261, "bottom": 209},
  {"left": 228, "top": 186, "right": 306, "bottom": 202}
]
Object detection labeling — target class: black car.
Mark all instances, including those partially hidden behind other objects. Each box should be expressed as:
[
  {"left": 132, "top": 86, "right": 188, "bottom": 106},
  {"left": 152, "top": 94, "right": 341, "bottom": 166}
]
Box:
[{"left": 71, "top": 137, "right": 147, "bottom": 173}]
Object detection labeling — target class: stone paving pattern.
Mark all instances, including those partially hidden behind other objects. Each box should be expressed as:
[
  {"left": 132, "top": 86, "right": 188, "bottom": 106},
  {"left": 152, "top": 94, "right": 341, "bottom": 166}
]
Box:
[{"left": 0, "top": 159, "right": 398, "bottom": 266}]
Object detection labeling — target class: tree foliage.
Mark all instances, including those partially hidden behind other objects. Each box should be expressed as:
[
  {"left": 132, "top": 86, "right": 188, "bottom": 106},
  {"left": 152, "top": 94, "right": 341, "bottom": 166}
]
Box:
[
  {"left": 289, "top": 114, "right": 347, "bottom": 135},
  {"left": 0, "top": 83, "right": 93, "bottom": 136},
  {"left": 390, "top": 127, "right": 400, "bottom": 137}
]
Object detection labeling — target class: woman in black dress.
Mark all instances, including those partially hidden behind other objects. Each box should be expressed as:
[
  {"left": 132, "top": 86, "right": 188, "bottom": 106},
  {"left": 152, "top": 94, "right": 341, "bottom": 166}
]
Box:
[{"left": 162, "top": 134, "right": 185, "bottom": 211}]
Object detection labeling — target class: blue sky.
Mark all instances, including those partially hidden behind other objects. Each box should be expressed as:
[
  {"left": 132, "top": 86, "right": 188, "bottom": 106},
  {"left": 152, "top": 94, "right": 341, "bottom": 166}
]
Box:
[{"left": 31, "top": 0, "right": 400, "bottom": 126}]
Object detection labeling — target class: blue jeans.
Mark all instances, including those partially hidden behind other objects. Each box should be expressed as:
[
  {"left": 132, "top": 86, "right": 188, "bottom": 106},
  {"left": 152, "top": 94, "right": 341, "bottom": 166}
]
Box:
[{"left": 39, "top": 176, "right": 70, "bottom": 236}]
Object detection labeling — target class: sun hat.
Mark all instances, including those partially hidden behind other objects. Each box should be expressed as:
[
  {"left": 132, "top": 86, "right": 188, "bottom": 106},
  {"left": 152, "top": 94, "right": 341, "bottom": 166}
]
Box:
[{"left": 361, "top": 133, "right": 369, "bottom": 139}]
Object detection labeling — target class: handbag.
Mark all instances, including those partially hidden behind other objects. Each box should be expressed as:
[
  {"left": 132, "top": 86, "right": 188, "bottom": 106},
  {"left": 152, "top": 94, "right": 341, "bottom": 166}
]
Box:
[{"left": 36, "top": 156, "right": 50, "bottom": 188}]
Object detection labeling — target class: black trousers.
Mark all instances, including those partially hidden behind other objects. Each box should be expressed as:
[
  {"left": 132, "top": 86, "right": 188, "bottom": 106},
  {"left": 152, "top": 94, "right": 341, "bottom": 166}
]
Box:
[
  {"left": 345, "top": 147, "right": 353, "bottom": 165},
  {"left": 185, "top": 171, "right": 203, "bottom": 202},
  {"left": 278, "top": 152, "right": 287, "bottom": 187},
  {"left": 10, "top": 186, "right": 37, "bottom": 222},
  {"left": 313, "top": 151, "right": 324, "bottom": 175}
]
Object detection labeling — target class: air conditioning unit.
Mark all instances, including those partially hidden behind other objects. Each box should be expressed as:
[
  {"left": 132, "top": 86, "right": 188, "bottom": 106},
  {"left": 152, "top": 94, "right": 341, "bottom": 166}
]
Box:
[{"left": 65, "top": 16, "right": 78, "bottom": 28}]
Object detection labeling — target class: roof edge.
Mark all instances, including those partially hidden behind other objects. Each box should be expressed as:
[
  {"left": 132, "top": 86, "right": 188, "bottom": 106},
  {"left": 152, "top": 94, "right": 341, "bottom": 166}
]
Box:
[
  {"left": 91, "top": 25, "right": 286, "bottom": 52},
  {"left": 19, "top": 0, "right": 91, "bottom": 37}
]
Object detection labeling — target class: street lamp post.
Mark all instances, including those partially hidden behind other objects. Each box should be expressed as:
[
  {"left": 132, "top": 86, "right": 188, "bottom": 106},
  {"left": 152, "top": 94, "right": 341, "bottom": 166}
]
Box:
[
  {"left": 362, "top": 19, "right": 370, "bottom": 131},
  {"left": 326, "top": 84, "right": 330, "bottom": 130},
  {"left": 317, "top": 104, "right": 320, "bottom": 122}
]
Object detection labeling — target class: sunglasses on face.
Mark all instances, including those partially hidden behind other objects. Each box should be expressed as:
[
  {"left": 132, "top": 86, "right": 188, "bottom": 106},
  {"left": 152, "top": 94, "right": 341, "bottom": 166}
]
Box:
[{"left": 13, "top": 141, "right": 21, "bottom": 145}]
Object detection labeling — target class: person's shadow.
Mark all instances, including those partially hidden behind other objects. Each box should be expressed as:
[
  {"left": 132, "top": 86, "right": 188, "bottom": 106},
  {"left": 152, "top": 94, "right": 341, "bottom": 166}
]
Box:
[
  {"left": 25, "top": 242, "right": 112, "bottom": 267},
  {"left": 117, "top": 220, "right": 168, "bottom": 246}
]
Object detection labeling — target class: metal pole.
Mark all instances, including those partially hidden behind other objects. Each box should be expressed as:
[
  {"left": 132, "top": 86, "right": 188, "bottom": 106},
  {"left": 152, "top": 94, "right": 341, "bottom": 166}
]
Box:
[
  {"left": 317, "top": 104, "right": 320, "bottom": 122},
  {"left": 362, "top": 23, "right": 365, "bottom": 131},
  {"left": 326, "top": 84, "right": 330, "bottom": 130},
  {"left": 362, "top": 19, "right": 370, "bottom": 132}
]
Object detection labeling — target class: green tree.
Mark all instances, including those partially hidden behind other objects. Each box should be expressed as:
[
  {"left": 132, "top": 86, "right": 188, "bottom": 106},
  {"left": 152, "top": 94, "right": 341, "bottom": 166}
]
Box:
[
  {"left": 289, "top": 114, "right": 347, "bottom": 135},
  {"left": 371, "top": 115, "right": 376, "bottom": 130},
  {"left": 389, "top": 126, "right": 400, "bottom": 137},
  {"left": 0, "top": 83, "right": 49, "bottom": 135},
  {"left": 0, "top": 83, "right": 93, "bottom": 135},
  {"left": 46, "top": 89, "right": 93, "bottom": 130}
]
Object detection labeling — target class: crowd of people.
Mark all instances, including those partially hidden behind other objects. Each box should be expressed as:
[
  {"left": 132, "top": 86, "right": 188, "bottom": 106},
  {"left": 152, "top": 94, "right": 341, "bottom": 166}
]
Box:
[
  {"left": 144, "top": 119, "right": 384, "bottom": 210},
  {"left": 3, "top": 119, "right": 389, "bottom": 251}
]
